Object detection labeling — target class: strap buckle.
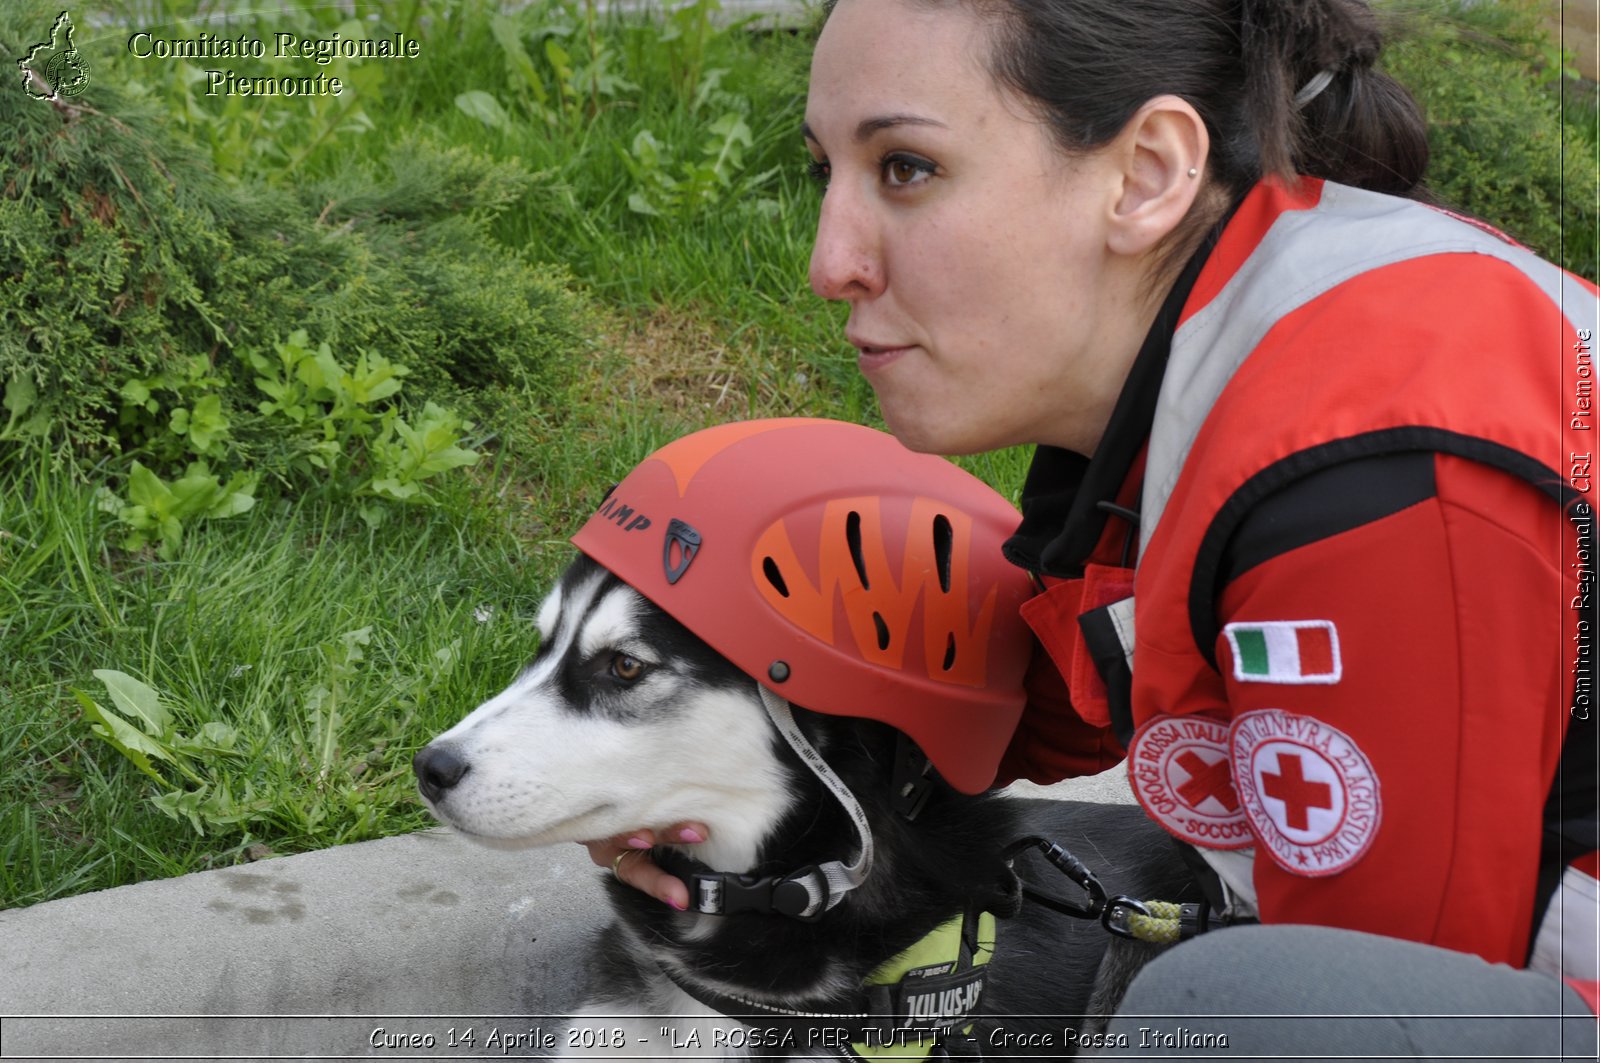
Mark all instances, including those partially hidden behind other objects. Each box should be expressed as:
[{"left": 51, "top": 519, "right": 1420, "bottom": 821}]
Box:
[
  {"left": 691, "top": 866, "right": 826, "bottom": 922},
  {"left": 891, "top": 734, "right": 936, "bottom": 821},
  {"left": 1099, "top": 895, "right": 1152, "bottom": 940}
]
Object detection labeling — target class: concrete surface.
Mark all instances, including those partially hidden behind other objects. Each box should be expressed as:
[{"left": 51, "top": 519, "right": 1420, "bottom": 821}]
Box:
[
  {"left": 0, "top": 830, "right": 605, "bottom": 1061},
  {"left": 0, "top": 770, "right": 1131, "bottom": 1061}
]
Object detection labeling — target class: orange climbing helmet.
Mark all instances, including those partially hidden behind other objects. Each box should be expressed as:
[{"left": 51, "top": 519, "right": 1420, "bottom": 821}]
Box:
[{"left": 570, "top": 418, "right": 1035, "bottom": 794}]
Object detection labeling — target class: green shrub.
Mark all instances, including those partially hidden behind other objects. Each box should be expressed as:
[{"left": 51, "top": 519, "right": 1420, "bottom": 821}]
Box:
[
  {"left": 1384, "top": 0, "right": 1598, "bottom": 281},
  {"left": 0, "top": 0, "right": 597, "bottom": 474}
]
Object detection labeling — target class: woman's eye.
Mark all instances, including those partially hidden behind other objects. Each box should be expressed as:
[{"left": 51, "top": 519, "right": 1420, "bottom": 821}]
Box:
[
  {"left": 610, "top": 653, "right": 647, "bottom": 682},
  {"left": 806, "top": 158, "right": 832, "bottom": 186},
  {"left": 884, "top": 155, "right": 934, "bottom": 187}
]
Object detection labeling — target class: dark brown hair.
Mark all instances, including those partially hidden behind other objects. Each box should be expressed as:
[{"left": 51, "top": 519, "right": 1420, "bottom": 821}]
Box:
[{"left": 822, "top": 0, "right": 1430, "bottom": 266}]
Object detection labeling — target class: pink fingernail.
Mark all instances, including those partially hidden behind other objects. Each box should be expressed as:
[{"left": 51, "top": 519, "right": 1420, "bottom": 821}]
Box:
[
  {"left": 626, "top": 836, "right": 652, "bottom": 850},
  {"left": 677, "top": 828, "right": 705, "bottom": 844},
  {"left": 668, "top": 897, "right": 688, "bottom": 911}
]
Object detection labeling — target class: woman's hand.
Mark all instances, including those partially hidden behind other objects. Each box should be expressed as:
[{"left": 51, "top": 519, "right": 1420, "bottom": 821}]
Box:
[{"left": 582, "top": 823, "right": 707, "bottom": 911}]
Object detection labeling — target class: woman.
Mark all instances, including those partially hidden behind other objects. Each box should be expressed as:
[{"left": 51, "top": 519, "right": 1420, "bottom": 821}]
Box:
[{"left": 595, "top": 0, "right": 1598, "bottom": 1053}]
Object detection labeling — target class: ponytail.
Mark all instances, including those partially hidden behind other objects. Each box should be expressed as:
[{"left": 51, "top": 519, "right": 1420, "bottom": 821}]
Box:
[{"left": 1236, "top": 0, "right": 1429, "bottom": 196}]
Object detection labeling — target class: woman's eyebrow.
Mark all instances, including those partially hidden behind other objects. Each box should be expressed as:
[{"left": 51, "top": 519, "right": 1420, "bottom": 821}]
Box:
[{"left": 802, "top": 114, "right": 948, "bottom": 145}]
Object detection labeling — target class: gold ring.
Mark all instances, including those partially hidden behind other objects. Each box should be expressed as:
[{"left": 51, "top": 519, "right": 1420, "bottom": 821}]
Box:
[{"left": 611, "top": 850, "right": 634, "bottom": 880}]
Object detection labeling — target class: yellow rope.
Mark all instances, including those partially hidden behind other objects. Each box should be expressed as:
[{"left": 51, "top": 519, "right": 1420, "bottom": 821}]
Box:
[{"left": 1125, "top": 900, "right": 1184, "bottom": 945}]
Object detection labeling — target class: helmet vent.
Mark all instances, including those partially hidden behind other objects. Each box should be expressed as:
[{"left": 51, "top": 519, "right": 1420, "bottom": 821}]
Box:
[
  {"left": 932, "top": 514, "right": 954, "bottom": 593},
  {"left": 845, "top": 510, "right": 870, "bottom": 590},
  {"left": 942, "top": 632, "right": 957, "bottom": 672},
  {"left": 762, "top": 556, "right": 790, "bottom": 599},
  {"left": 872, "top": 611, "right": 891, "bottom": 651}
]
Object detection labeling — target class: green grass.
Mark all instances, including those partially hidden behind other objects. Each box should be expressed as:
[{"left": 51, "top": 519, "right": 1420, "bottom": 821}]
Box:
[
  {"left": 89, "top": 0, "right": 867, "bottom": 404},
  {"left": 0, "top": 444, "right": 555, "bottom": 907}
]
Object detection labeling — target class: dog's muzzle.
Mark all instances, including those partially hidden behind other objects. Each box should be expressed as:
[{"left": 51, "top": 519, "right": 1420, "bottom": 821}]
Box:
[{"left": 414, "top": 744, "right": 470, "bottom": 804}]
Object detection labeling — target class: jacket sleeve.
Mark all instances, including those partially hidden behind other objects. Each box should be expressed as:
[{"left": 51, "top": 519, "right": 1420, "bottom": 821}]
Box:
[{"left": 1214, "top": 452, "right": 1572, "bottom": 966}]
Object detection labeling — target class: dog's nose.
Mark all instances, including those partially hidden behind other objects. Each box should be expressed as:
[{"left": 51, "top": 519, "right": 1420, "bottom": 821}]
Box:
[{"left": 414, "top": 744, "right": 471, "bottom": 803}]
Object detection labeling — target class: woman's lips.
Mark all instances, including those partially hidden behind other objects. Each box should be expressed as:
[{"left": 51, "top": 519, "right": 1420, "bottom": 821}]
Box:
[{"left": 852, "top": 341, "right": 916, "bottom": 372}]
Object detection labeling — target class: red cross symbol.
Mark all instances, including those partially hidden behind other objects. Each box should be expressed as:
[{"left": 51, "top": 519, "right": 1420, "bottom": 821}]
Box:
[
  {"left": 1261, "top": 752, "right": 1333, "bottom": 831},
  {"left": 1175, "top": 751, "right": 1239, "bottom": 812}
]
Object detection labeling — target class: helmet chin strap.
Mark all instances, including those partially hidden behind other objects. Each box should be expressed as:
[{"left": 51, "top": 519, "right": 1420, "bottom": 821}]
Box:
[
  {"left": 678, "top": 686, "right": 877, "bottom": 920},
  {"left": 757, "top": 684, "right": 876, "bottom": 914}
]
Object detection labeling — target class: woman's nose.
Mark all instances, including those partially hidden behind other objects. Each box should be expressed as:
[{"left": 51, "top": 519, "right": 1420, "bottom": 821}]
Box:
[{"left": 809, "top": 183, "right": 883, "bottom": 302}]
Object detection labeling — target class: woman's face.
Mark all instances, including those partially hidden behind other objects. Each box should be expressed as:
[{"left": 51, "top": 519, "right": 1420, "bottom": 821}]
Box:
[{"left": 805, "top": 0, "right": 1148, "bottom": 456}]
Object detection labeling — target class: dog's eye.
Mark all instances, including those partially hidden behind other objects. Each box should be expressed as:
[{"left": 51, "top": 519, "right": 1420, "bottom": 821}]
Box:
[{"left": 609, "top": 653, "right": 647, "bottom": 683}]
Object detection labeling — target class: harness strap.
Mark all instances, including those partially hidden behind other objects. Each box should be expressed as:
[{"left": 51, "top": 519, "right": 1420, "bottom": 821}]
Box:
[{"left": 656, "top": 909, "right": 996, "bottom": 1062}]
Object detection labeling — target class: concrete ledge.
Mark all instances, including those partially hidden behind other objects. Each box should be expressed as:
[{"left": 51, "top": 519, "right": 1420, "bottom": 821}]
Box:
[
  {"left": 0, "top": 771, "right": 1132, "bottom": 1061},
  {"left": 0, "top": 830, "right": 607, "bottom": 1061}
]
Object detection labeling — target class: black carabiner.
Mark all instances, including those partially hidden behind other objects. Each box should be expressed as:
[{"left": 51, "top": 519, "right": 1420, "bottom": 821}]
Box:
[{"left": 1002, "top": 835, "right": 1108, "bottom": 921}]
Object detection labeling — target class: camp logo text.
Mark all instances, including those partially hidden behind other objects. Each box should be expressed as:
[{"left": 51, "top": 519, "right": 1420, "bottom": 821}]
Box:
[
  {"left": 20, "top": 12, "right": 91, "bottom": 102},
  {"left": 125, "top": 29, "right": 421, "bottom": 97}
]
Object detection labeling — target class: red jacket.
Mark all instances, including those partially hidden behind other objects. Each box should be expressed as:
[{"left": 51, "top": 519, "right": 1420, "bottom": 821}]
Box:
[{"left": 1001, "top": 178, "right": 1598, "bottom": 991}]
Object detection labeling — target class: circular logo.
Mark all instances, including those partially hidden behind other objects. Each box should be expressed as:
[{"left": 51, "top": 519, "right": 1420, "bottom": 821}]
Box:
[
  {"left": 1230, "top": 710, "right": 1381, "bottom": 877},
  {"left": 45, "top": 50, "right": 90, "bottom": 98},
  {"left": 1128, "top": 714, "right": 1252, "bottom": 850}
]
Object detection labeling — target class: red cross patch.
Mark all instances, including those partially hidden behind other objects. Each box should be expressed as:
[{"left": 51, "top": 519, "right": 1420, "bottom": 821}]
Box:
[
  {"left": 1229, "top": 709, "right": 1382, "bottom": 877},
  {"left": 1127, "top": 714, "right": 1252, "bottom": 850}
]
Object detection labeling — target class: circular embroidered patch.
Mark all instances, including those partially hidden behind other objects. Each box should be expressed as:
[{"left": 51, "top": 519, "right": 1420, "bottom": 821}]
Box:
[
  {"left": 1229, "top": 709, "right": 1382, "bottom": 877},
  {"left": 1128, "top": 714, "right": 1252, "bottom": 850}
]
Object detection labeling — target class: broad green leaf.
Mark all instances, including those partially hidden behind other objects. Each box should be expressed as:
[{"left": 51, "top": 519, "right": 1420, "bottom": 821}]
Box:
[
  {"left": 3, "top": 372, "right": 48, "bottom": 437},
  {"left": 166, "top": 463, "right": 226, "bottom": 520},
  {"left": 117, "top": 378, "right": 150, "bottom": 406},
  {"left": 206, "top": 472, "right": 258, "bottom": 519},
  {"left": 544, "top": 40, "right": 573, "bottom": 83},
  {"left": 157, "top": 515, "right": 184, "bottom": 560},
  {"left": 490, "top": 15, "right": 546, "bottom": 105},
  {"left": 631, "top": 128, "right": 664, "bottom": 169},
  {"left": 126, "top": 462, "right": 178, "bottom": 518},
  {"left": 173, "top": 720, "right": 239, "bottom": 759},
  {"left": 93, "top": 669, "right": 174, "bottom": 735},
  {"left": 368, "top": 477, "right": 421, "bottom": 501},
  {"left": 455, "top": 90, "right": 509, "bottom": 130},
  {"left": 185, "top": 394, "right": 230, "bottom": 452},
  {"left": 346, "top": 350, "right": 406, "bottom": 405},
  {"left": 93, "top": 486, "right": 123, "bottom": 517},
  {"left": 340, "top": 626, "right": 373, "bottom": 663},
  {"left": 150, "top": 788, "right": 209, "bottom": 835},
  {"left": 74, "top": 690, "right": 172, "bottom": 781},
  {"left": 417, "top": 445, "right": 480, "bottom": 476},
  {"left": 432, "top": 637, "right": 463, "bottom": 679}
]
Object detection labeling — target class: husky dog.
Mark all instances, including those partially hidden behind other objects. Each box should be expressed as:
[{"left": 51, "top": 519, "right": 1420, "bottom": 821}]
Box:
[{"left": 416, "top": 554, "right": 1198, "bottom": 1059}]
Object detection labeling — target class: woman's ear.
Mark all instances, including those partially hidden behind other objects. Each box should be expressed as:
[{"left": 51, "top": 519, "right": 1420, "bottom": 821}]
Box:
[{"left": 1105, "top": 95, "right": 1210, "bottom": 257}]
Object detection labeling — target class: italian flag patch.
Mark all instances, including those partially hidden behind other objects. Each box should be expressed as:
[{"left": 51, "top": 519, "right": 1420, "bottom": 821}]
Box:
[{"left": 1224, "top": 620, "right": 1342, "bottom": 685}]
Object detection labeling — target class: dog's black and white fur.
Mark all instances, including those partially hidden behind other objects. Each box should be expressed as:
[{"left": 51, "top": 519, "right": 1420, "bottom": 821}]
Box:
[{"left": 417, "top": 554, "right": 1198, "bottom": 1058}]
